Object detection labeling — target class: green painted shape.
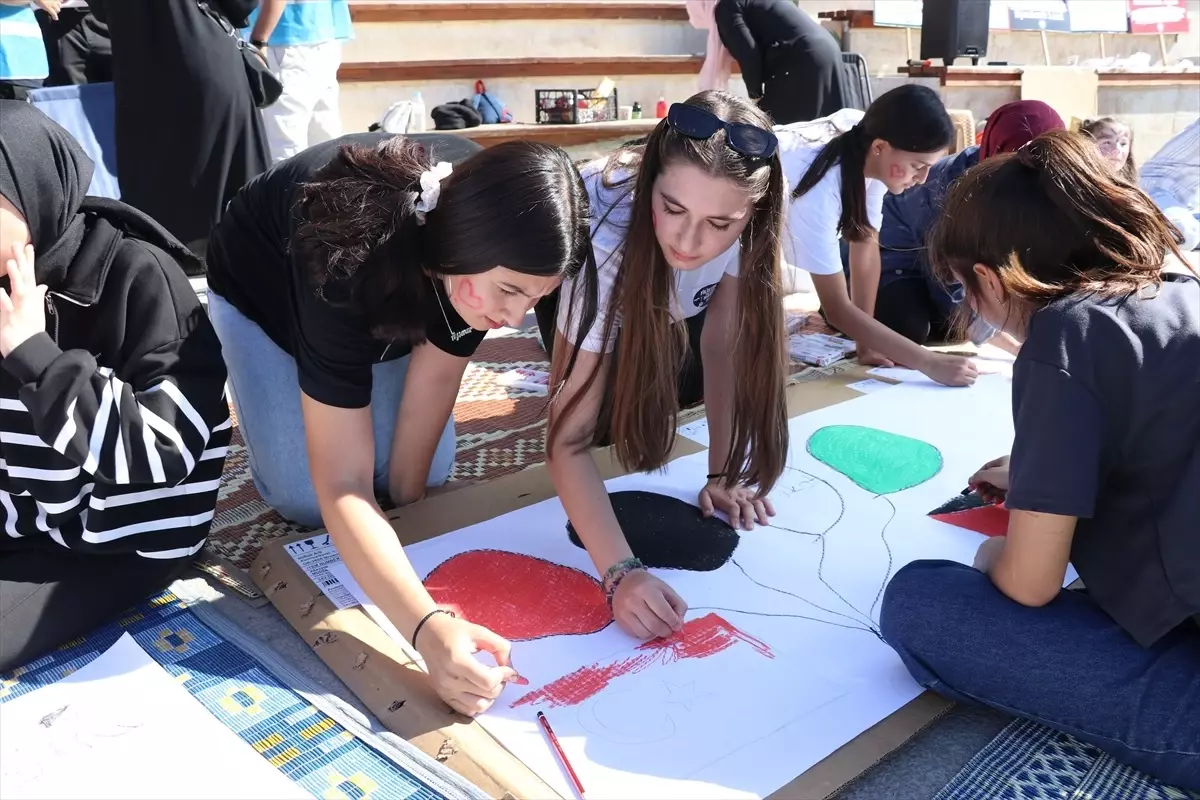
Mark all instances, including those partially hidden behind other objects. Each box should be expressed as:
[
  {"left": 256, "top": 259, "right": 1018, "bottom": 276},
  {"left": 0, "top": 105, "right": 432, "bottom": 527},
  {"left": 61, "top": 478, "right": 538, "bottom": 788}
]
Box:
[{"left": 806, "top": 425, "right": 943, "bottom": 495}]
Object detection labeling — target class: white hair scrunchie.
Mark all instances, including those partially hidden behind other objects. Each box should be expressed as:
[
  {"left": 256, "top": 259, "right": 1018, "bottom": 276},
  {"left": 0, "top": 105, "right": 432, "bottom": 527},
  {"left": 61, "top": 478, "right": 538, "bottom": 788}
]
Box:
[{"left": 412, "top": 161, "right": 454, "bottom": 226}]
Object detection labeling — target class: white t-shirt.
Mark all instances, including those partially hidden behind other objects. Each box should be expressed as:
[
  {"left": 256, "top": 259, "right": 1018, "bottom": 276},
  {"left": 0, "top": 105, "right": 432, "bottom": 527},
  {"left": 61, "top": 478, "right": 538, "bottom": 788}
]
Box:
[
  {"left": 778, "top": 108, "right": 886, "bottom": 276},
  {"left": 557, "top": 157, "right": 740, "bottom": 354}
]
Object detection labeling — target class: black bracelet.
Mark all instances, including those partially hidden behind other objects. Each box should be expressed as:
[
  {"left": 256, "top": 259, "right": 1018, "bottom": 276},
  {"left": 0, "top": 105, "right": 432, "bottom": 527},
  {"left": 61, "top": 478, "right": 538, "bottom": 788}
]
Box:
[
  {"left": 412, "top": 608, "right": 456, "bottom": 649},
  {"left": 707, "top": 472, "right": 727, "bottom": 480}
]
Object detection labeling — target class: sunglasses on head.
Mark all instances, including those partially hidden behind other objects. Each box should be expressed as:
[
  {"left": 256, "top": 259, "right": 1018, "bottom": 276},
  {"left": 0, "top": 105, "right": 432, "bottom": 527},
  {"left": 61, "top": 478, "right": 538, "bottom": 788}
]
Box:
[{"left": 666, "top": 104, "right": 779, "bottom": 159}]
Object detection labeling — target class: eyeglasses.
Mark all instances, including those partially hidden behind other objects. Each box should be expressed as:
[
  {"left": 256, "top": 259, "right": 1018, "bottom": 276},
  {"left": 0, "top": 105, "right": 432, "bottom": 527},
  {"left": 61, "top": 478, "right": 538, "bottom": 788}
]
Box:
[{"left": 666, "top": 103, "right": 779, "bottom": 160}]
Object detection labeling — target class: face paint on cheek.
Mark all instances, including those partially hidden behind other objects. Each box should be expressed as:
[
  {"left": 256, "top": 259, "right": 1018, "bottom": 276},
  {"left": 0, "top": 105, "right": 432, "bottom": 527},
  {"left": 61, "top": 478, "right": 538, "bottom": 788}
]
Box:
[
  {"left": 456, "top": 277, "right": 485, "bottom": 311},
  {"left": 889, "top": 163, "right": 907, "bottom": 180}
]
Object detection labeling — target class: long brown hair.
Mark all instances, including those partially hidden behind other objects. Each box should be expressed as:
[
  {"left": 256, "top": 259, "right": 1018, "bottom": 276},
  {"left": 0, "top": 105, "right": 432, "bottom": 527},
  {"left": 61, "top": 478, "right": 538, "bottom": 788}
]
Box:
[
  {"left": 549, "top": 90, "right": 789, "bottom": 494},
  {"left": 929, "top": 129, "right": 1192, "bottom": 317},
  {"left": 293, "top": 136, "right": 596, "bottom": 342},
  {"left": 1080, "top": 116, "right": 1138, "bottom": 183},
  {"left": 792, "top": 84, "right": 953, "bottom": 241}
]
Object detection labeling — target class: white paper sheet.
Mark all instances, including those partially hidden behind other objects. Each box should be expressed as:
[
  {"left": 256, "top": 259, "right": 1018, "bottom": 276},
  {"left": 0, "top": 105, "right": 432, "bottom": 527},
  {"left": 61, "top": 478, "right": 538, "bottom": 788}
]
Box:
[
  {"left": 846, "top": 378, "right": 896, "bottom": 394},
  {"left": 0, "top": 634, "right": 309, "bottom": 800},
  {"left": 285, "top": 532, "right": 358, "bottom": 608},
  {"left": 677, "top": 418, "right": 711, "bottom": 446},
  {"left": 330, "top": 375, "right": 1057, "bottom": 799}
]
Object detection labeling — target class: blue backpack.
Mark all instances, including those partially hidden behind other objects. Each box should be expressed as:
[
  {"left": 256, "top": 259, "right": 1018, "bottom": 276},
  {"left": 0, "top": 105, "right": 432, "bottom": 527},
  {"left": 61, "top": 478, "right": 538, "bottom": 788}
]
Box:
[{"left": 471, "top": 80, "right": 513, "bottom": 124}]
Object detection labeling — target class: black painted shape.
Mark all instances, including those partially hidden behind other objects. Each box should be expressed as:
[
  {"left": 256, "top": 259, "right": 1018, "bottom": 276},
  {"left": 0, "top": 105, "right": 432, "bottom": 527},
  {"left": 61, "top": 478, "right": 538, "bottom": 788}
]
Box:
[
  {"left": 928, "top": 492, "right": 989, "bottom": 517},
  {"left": 566, "top": 490, "right": 740, "bottom": 571}
]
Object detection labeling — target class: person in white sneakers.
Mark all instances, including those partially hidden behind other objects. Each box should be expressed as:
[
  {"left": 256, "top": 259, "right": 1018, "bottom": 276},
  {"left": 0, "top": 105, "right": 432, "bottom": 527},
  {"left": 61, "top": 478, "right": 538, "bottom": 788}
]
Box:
[{"left": 245, "top": 0, "right": 353, "bottom": 163}]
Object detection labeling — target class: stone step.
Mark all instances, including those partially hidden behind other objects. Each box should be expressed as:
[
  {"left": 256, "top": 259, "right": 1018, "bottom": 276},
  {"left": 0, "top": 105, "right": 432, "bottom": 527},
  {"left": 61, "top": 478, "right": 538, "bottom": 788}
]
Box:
[{"left": 345, "top": 1, "right": 699, "bottom": 61}]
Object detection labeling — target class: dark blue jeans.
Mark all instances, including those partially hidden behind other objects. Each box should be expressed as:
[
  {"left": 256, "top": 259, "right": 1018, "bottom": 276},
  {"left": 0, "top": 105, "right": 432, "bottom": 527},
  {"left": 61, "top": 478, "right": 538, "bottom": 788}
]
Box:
[{"left": 880, "top": 560, "right": 1200, "bottom": 792}]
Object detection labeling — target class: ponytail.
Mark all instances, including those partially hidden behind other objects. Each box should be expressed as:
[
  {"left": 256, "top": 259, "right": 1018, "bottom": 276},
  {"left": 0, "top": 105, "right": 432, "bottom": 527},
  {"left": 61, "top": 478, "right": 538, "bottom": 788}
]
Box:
[
  {"left": 791, "top": 126, "right": 872, "bottom": 241},
  {"left": 294, "top": 136, "right": 432, "bottom": 340},
  {"left": 293, "top": 136, "right": 596, "bottom": 343}
]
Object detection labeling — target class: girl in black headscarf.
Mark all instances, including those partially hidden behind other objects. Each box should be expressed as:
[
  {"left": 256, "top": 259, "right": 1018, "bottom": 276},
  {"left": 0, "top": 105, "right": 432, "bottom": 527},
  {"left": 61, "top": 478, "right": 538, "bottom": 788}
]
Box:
[{"left": 0, "top": 101, "right": 231, "bottom": 672}]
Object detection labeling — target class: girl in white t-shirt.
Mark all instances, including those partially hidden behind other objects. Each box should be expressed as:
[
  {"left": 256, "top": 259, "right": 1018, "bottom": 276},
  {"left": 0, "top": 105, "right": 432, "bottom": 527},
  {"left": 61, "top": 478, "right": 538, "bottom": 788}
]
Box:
[
  {"left": 541, "top": 91, "right": 789, "bottom": 641},
  {"left": 786, "top": 85, "right": 978, "bottom": 385}
]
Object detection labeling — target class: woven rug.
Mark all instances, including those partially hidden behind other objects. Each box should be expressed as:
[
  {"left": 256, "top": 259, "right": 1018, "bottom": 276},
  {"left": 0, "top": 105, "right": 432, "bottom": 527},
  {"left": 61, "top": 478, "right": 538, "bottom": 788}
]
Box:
[
  {"left": 199, "top": 316, "right": 843, "bottom": 595},
  {"left": 0, "top": 590, "right": 447, "bottom": 800},
  {"left": 934, "top": 718, "right": 1199, "bottom": 800}
]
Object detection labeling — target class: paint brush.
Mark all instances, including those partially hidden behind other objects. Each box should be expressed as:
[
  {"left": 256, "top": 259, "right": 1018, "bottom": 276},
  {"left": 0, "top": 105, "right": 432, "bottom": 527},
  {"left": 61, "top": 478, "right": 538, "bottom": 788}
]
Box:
[{"left": 537, "top": 710, "right": 586, "bottom": 798}]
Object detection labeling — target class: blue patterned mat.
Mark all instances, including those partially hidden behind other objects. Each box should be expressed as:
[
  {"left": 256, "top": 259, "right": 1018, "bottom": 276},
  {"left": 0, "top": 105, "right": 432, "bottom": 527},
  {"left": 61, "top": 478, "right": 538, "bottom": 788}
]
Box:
[
  {"left": 935, "top": 718, "right": 1199, "bottom": 800},
  {"left": 0, "top": 591, "right": 444, "bottom": 800}
]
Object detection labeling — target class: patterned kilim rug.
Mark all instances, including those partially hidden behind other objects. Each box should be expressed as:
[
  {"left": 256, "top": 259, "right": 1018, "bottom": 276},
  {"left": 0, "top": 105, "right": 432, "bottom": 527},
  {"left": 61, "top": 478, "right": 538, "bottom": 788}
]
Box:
[
  {"left": 0, "top": 591, "right": 454, "bottom": 800},
  {"left": 934, "top": 718, "right": 1199, "bottom": 800},
  {"left": 198, "top": 316, "right": 844, "bottom": 595}
]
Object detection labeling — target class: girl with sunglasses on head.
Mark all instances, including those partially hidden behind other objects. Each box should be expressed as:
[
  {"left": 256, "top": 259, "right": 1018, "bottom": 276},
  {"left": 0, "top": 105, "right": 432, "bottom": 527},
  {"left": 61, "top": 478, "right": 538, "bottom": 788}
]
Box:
[
  {"left": 881, "top": 130, "right": 1200, "bottom": 792},
  {"left": 206, "top": 132, "right": 595, "bottom": 717},
  {"left": 536, "top": 90, "right": 788, "bottom": 641},
  {"left": 790, "top": 84, "right": 977, "bottom": 384}
]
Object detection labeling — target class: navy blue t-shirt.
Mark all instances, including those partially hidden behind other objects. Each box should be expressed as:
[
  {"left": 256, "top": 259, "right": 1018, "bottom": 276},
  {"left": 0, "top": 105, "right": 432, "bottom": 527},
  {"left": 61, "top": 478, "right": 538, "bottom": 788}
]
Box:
[{"left": 1005, "top": 272, "right": 1200, "bottom": 646}]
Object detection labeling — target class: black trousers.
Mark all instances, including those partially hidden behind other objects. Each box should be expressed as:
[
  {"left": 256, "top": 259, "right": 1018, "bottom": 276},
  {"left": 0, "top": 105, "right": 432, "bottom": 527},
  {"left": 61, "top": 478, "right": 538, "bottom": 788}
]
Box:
[
  {"left": 36, "top": 7, "right": 112, "bottom": 87},
  {"left": 534, "top": 289, "right": 707, "bottom": 437},
  {"left": 875, "top": 278, "right": 956, "bottom": 345},
  {"left": 0, "top": 539, "right": 190, "bottom": 672}
]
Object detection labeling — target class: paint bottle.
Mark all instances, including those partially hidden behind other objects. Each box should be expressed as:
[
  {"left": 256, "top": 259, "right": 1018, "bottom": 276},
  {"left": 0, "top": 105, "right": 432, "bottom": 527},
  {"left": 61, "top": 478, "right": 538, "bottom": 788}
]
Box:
[
  {"left": 631, "top": 102, "right": 643, "bottom": 119},
  {"left": 656, "top": 96, "right": 667, "bottom": 118}
]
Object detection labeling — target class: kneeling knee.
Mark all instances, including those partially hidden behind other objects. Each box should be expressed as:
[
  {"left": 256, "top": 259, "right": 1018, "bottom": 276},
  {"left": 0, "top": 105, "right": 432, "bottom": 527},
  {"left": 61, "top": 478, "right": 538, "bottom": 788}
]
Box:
[{"left": 880, "top": 559, "right": 980, "bottom": 650}]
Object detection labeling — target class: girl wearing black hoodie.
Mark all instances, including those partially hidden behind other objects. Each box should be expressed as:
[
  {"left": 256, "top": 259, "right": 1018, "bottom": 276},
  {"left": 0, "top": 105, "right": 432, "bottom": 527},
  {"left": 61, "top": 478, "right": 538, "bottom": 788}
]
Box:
[{"left": 0, "top": 102, "right": 231, "bottom": 671}]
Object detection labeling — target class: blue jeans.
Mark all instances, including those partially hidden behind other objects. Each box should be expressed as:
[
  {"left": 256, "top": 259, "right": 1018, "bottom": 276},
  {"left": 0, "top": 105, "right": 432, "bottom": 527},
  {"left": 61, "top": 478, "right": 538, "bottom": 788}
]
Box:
[
  {"left": 207, "top": 291, "right": 457, "bottom": 528},
  {"left": 880, "top": 560, "right": 1200, "bottom": 792}
]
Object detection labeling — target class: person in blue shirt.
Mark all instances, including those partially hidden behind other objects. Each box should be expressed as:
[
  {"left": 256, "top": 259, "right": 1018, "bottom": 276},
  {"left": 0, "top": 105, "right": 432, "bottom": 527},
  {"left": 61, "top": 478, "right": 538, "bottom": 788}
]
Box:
[
  {"left": 246, "top": 0, "right": 354, "bottom": 163},
  {"left": 873, "top": 100, "right": 1065, "bottom": 347},
  {"left": 0, "top": 1, "right": 51, "bottom": 99}
]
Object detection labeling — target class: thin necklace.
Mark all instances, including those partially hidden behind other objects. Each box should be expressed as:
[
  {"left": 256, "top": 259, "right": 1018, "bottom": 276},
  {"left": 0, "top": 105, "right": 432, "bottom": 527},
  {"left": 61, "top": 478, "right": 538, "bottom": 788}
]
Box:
[{"left": 432, "top": 277, "right": 473, "bottom": 342}]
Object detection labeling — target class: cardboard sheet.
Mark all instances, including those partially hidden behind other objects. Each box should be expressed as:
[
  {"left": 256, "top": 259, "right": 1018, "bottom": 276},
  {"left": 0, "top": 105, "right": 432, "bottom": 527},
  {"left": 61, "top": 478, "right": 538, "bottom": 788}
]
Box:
[{"left": 253, "top": 369, "right": 955, "bottom": 799}]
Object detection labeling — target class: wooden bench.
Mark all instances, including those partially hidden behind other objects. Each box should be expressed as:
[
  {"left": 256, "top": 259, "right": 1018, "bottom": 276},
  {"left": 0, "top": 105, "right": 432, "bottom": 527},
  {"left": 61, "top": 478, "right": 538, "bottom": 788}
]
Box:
[
  {"left": 349, "top": 0, "right": 689, "bottom": 23},
  {"left": 443, "top": 118, "right": 660, "bottom": 149},
  {"left": 339, "top": 56, "right": 738, "bottom": 83}
]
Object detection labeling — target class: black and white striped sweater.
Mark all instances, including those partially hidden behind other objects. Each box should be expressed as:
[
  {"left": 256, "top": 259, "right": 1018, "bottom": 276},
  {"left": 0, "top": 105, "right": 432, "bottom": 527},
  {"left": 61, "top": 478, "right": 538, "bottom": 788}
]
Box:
[{"left": 0, "top": 223, "right": 230, "bottom": 560}]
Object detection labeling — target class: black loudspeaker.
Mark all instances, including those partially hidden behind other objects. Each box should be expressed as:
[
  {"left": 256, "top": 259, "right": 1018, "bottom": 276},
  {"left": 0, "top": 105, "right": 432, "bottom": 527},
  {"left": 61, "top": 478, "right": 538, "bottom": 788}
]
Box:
[{"left": 920, "top": 0, "right": 991, "bottom": 65}]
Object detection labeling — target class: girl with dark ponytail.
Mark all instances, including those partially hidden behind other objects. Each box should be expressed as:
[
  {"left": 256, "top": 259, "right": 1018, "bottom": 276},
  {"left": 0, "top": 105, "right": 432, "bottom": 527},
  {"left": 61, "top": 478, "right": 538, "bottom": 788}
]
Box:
[
  {"left": 882, "top": 130, "right": 1200, "bottom": 792},
  {"left": 205, "top": 133, "right": 596, "bottom": 718},
  {"left": 784, "top": 84, "right": 977, "bottom": 385}
]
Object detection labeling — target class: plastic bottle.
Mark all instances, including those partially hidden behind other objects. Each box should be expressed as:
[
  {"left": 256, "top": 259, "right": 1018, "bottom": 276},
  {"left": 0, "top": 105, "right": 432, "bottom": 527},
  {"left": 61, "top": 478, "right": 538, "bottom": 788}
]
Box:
[
  {"left": 631, "top": 101, "right": 643, "bottom": 120},
  {"left": 656, "top": 96, "right": 667, "bottom": 118},
  {"left": 411, "top": 92, "right": 427, "bottom": 133}
]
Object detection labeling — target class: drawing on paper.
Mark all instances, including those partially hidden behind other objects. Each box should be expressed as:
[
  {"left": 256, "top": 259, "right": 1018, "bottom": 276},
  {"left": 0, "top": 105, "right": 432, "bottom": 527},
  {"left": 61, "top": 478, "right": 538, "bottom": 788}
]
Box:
[
  {"left": 510, "top": 613, "right": 773, "bottom": 710},
  {"left": 806, "top": 425, "right": 943, "bottom": 495},
  {"left": 929, "top": 494, "right": 1010, "bottom": 537},
  {"left": 566, "top": 490, "right": 740, "bottom": 571},
  {"left": 423, "top": 550, "right": 612, "bottom": 640}
]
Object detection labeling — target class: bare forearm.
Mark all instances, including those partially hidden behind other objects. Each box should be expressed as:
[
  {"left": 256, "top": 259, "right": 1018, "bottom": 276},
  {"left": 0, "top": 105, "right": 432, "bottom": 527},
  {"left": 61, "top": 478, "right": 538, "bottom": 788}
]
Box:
[
  {"left": 988, "top": 331, "right": 1022, "bottom": 356},
  {"left": 823, "top": 296, "right": 929, "bottom": 368},
  {"left": 250, "top": 0, "right": 286, "bottom": 41},
  {"left": 548, "top": 451, "right": 632, "bottom": 575},
  {"left": 702, "top": 343, "right": 735, "bottom": 476},
  {"left": 848, "top": 246, "right": 881, "bottom": 317},
  {"left": 323, "top": 490, "right": 436, "bottom": 640},
  {"left": 390, "top": 383, "right": 457, "bottom": 506}
]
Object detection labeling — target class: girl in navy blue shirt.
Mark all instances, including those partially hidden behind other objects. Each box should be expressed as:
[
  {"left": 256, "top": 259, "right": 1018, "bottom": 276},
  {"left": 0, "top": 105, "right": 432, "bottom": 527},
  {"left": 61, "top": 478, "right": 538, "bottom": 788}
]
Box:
[{"left": 881, "top": 130, "right": 1200, "bottom": 791}]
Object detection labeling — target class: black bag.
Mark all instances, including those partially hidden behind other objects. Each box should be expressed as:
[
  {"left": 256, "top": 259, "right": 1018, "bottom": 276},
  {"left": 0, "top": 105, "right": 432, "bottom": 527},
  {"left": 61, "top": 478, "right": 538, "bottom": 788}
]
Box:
[{"left": 197, "top": 1, "right": 283, "bottom": 109}]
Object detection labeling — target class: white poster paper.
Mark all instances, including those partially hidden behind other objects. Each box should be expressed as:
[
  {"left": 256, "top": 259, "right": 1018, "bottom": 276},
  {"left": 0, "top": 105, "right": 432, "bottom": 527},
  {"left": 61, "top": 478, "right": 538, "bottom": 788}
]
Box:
[
  {"left": 0, "top": 634, "right": 309, "bottom": 800},
  {"left": 334, "top": 376, "right": 1054, "bottom": 799}
]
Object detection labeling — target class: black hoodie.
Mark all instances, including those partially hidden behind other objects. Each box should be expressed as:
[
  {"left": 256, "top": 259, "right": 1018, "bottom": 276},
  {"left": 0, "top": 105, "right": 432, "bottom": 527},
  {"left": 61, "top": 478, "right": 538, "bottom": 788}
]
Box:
[{"left": 0, "top": 102, "right": 230, "bottom": 559}]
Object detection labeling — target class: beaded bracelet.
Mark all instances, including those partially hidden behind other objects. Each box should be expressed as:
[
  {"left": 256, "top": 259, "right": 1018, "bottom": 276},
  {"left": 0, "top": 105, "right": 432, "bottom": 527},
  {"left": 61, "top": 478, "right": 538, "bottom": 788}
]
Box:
[
  {"left": 603, "top": 557, "right": 645, "bottom": 604},
  {"left": 412, "top": 608, "right": 456, "bottom": 650}
]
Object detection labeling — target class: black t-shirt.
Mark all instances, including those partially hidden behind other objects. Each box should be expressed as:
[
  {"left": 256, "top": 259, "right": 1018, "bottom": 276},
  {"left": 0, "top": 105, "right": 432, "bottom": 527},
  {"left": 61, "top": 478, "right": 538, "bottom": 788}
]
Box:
[
  {"left": 206, "top": 132, "right": 488, "bottom": 409},
  {"left": 1006, "top": 272, "right": 1200, "bottom": 647}
]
